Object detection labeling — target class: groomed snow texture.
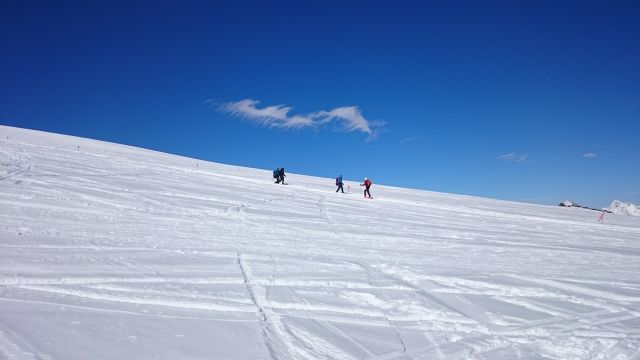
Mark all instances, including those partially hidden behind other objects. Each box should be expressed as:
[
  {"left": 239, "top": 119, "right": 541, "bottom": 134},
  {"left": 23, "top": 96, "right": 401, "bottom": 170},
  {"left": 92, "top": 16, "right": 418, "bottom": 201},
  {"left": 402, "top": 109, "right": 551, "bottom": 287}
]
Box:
[{"left": 1, "top": 125, "right": 639, "bottom": 359}]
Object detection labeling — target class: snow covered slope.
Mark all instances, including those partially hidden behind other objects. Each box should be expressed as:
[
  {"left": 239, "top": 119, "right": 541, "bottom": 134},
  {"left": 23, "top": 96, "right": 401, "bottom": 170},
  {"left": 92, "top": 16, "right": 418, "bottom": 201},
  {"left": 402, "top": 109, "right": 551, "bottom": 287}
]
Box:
[
  {"left": 1, "top": 125, "right": 639, "bottom": 360},
  {"left": 610, "top": 200, "right": 640, "bottom": 217}
]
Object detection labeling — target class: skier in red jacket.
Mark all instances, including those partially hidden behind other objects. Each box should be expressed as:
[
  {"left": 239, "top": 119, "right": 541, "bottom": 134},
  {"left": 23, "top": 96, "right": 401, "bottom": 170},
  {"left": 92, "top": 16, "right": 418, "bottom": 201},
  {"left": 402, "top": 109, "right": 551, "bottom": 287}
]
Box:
[{"left": 360, "top": 177, "right": 372, "bottom": 198}]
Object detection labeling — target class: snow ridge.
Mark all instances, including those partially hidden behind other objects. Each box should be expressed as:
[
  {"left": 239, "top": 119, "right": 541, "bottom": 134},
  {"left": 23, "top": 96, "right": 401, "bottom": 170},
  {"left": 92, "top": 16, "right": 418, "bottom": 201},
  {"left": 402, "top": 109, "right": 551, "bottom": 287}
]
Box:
[{"left": 609, "top": 200, "right": 640, "bottom": 217}]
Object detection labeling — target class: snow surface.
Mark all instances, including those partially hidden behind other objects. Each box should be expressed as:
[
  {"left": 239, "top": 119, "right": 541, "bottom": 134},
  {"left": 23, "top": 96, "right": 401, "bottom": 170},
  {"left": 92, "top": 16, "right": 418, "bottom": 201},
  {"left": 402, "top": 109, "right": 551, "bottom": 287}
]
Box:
[
  {"left": 1, "top": 125, "right": 640, "bottom": 360},
  {"left": 609, "top": 200, "right": 640, "bottom": 217}
]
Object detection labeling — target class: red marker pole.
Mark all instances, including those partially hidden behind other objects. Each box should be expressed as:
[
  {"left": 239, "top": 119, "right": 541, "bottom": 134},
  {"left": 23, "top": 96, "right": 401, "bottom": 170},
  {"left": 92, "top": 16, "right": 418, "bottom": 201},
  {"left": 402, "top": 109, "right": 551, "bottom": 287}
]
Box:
[{"left": 599, "top": 211, "right": 605, "bottom": 223}]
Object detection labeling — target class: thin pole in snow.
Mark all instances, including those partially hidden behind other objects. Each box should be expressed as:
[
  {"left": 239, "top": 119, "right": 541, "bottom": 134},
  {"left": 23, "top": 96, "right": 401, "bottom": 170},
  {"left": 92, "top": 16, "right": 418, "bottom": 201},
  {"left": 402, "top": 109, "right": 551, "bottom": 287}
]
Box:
[{"left": 599, "top": 210, "right": 605, "bottom": 223}]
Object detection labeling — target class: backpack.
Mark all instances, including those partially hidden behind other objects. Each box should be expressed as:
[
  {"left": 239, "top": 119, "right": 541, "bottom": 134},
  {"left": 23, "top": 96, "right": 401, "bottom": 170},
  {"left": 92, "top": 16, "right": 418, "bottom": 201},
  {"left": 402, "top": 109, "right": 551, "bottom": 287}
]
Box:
[
  {"left": 336, "top": 176, "right": 342, "bottom": 185},
  {"left": 273, "top": 168, "right": 279, "bottom": 178}
]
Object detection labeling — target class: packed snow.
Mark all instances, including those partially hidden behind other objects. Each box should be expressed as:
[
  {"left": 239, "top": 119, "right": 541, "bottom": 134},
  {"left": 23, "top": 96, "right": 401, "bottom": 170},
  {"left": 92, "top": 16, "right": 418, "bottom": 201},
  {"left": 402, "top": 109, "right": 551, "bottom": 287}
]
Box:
[
  {"left": 609, "top": 200, "right": 640, "bottom": 217},
  {"left": 1, "top": 125, "right": 639, "bottom": 360}
]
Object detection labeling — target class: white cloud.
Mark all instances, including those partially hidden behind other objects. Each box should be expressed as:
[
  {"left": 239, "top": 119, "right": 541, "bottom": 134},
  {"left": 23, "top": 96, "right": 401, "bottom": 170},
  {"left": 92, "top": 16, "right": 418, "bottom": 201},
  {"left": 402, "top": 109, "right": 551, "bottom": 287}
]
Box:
[
  {"left": 313, "top": 106, "right": 372, "bottom": 134},
  {"left": 218, "top": 99, "right": 384, "bottom": 140},
  {"left": 582, "top": 152, "right": 598, "bottom": 159},
  {"left": 220, "top": 99, "right": 303, "bottom": 128},
  {"left": 497, "top": 152, "right": 529, "bottom": 163},
  {"left": 400, "top": 136, "right": 420, "bottom": 143}
]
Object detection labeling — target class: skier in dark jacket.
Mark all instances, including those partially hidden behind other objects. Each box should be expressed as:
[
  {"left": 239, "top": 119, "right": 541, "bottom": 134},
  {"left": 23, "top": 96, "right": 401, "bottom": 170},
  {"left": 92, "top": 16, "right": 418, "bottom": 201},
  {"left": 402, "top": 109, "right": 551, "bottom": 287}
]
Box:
[
  {"left": 273, "top": 168, "right": 281, "bottom": 183},
  {"left": 335, "top": 175, "right": 344, "bottom": 193},
  {"left": 276, "top": 167, "right": 286, "bottom": 184},
  {"left": 360, "top": 177, "right": 372, "bottom": 198}
]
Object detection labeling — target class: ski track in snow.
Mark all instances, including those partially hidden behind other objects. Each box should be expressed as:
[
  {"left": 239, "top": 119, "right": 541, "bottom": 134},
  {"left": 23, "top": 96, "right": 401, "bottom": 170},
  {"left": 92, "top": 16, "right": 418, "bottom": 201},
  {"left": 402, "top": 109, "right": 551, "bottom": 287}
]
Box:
[{"left": 1, "top": 126, "right": 640, "bottom": 359}]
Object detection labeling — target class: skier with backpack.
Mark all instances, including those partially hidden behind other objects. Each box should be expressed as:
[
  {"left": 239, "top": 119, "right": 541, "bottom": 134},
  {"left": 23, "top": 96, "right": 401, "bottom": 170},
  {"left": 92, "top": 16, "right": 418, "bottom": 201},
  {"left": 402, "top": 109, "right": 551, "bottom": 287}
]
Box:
[
  {"left": 273, "top": 167, "right": 286, "bottom": 184},
  {"left": 360, "top": 177, "right": 372, "bottom": 198},
  {"left": 335, "top": 175, "right": 344, "bottom": 193}
]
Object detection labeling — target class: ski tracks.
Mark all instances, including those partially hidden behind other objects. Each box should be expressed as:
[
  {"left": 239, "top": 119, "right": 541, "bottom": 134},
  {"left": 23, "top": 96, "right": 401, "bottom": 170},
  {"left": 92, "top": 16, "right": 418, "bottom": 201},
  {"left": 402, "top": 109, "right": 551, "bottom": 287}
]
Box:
[
  {"left": 237, "top": 253, "right": 349, "bottom": 359},
  {"left": 0, "top": 147, "right": 32, "bottom": 182},
  {"left": 371, "top": 264, "right": 640, "bottom": 358},
  {"left": 226, "top": 193, "right": 298, "bottom": 222},
  {"left": 0, "top": 326, "right": 39, "bottom": 360},
  {"left": 238, "top": 252, "right": 386, "bottom": 359}
]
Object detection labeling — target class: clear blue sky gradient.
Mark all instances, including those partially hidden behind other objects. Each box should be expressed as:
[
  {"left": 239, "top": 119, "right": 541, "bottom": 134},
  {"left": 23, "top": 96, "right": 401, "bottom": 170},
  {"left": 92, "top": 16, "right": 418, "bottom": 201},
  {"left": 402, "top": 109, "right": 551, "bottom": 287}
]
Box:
[{"left": 1, "top": 0, "right": 638, "bottom": 208}]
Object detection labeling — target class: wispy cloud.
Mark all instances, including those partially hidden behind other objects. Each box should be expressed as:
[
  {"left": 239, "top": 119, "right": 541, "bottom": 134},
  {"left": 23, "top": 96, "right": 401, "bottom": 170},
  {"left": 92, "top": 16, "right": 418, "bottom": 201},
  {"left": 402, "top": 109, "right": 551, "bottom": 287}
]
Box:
[
  {"left": 497, "top": 152, "right": 529, "bottom": 163},
  {"left": 216, "top": 99, "right": 385, "bottom": 141},
  {"left": 400, "top": 136, "right": 420, "bottom": 144},
  {"left": 582, "top": 152, "right": 598, "bottom": 159}
]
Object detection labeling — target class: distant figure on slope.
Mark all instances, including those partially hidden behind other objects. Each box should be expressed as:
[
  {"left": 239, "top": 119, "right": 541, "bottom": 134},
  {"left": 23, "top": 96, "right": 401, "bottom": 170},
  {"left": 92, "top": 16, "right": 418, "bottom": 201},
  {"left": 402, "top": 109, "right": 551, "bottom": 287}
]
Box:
[
  {"left": 274, "top": 167, "right": 286, "bottom": 184},
  {"left": 360, "top": 177, "right": 372, "bottom": 198},
  {"left": 335, "top": 175, "right": 344, "bottom": 193}
]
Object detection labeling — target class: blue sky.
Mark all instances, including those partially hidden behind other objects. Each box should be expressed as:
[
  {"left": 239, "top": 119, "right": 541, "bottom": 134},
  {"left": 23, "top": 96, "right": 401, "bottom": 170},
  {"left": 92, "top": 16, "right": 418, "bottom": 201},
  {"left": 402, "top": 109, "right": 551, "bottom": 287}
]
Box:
[{"left": 1, "top": 0, "right": 638, "bottom": 208}]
